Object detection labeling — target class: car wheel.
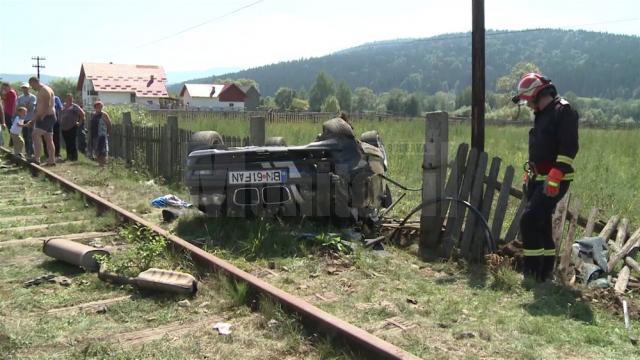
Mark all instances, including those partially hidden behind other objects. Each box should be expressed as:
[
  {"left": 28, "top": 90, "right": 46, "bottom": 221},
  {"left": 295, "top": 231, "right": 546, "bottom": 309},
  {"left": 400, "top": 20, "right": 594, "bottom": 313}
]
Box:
[
  {"left": 188, "top": 131, "right": 224, "bottom": 154},
  {"left": 360, "top": 130, "right": 388, "bottom": 169}
]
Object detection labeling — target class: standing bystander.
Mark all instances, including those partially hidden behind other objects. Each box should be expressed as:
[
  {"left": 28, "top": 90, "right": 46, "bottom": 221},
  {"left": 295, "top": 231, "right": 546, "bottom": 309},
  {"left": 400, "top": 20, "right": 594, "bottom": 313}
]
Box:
[
  {"left": 17, "top": 83, "right": 36, "bottom": 158},
  {"left": 26, "top": 77, "right": 56, "bottom": 166},
  {"left": 10, "top": 107, "right": 27, "bottom": 156},
  {"left": 90, "top": 101, "right": 112, "bottom": 166},
  {"left": 60, "top": 94, "right": 85, "bottom": 161}
]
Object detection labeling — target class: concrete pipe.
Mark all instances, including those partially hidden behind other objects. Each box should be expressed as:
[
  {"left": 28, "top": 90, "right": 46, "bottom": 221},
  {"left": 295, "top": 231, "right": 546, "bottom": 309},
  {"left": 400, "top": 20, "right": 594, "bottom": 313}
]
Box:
[{"left": 43, "top": 238, "right": 110, "bottom": 272}]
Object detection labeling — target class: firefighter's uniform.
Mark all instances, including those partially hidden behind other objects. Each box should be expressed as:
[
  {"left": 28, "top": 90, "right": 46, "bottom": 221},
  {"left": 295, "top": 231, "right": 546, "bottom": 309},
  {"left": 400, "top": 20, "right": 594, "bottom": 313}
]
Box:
[{"left": 520, "top": 97, "right": 579, "bottom": 281}]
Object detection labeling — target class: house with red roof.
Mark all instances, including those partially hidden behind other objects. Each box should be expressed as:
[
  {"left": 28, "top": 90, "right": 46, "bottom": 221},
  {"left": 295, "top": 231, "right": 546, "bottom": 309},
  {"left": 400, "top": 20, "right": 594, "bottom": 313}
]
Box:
[
  {"left": 77, "top": 63, "right": 169, "bottom": 108},
  {"left": 179, "top": 83, "right": 246, "bottom": 111}
]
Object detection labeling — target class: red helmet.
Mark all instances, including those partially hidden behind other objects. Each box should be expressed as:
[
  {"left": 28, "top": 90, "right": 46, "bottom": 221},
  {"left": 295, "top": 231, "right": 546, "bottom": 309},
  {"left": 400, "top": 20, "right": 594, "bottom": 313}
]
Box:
[{"left": 512, "top": 73, "right": 554, "bottom": 104}]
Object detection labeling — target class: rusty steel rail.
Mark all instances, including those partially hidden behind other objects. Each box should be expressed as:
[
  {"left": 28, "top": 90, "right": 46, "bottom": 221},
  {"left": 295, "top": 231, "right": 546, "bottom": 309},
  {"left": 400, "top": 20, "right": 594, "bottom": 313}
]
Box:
[{"left": 1, "top": 149, "right": 420, "bottom": 360}]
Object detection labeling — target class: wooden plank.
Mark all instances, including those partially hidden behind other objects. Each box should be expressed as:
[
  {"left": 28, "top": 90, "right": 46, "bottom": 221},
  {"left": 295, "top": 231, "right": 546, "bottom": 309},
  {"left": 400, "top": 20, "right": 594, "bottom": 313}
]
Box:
[
  {"left": 491, "top": 165, "right": 514, "bottom": 243},
  {"left": 625, "top": 257, "right": 640, "bottom": 274},
  {"left": 614, "top": 266, "right": 630, "bottom": 295},
  {"left": 558, "top": 199, "right": 581, "bottom": 283},
  {"left": 608, "top": 227, "right": 640, "bottom": 272},
  {"left": 441, "top": 147, "right": 478, "bottom": 254},
  {"left": 503, "top": 196, "right": 527, "bottom": 244},
  {"left": 419, "top": 112, "right": 448, "bottom": 256},
  {"left": 584, "top": 208, "right": 600, "bottom": 237},
  {"left": 599, "top": 215, "right": 620, "bottom": 240},
  {"left": 440, "top": 143, "right": 469, "bottom": 257},
  {"left": 471, "top": 156, "right": 500, "bottom": 256},
  {"left": 615, "top": 218, "right": 630, "bottom": 249},
  {"left": 460, "top": 151, "right": 488, "bottom": 260},
  {"left": 551, "top": 192, "right": 570, "bottom": 258}
]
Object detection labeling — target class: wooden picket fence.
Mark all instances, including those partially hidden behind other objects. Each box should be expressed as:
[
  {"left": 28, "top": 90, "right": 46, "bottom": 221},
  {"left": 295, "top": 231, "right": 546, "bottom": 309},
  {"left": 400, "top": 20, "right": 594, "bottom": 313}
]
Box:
[
  {"left": 420, "top": 112, "right": 637, "bottom": 280},
  {"left": 107, "top": 113, "right": 249, "bottom": 182},
  {"left": 147, "top": 109, "right": 398, "bottom": 124}
]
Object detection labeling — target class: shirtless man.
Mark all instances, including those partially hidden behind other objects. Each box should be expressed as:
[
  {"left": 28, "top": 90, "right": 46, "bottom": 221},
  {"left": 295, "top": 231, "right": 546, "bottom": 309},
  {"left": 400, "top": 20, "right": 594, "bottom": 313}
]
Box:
[{"left": 27, "top": 77, "right": 56, "bottom": 166}]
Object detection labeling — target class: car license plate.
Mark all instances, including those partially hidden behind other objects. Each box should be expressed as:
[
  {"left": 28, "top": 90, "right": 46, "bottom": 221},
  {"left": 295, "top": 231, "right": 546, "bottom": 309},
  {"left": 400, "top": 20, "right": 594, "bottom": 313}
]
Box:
[{"left": 228, "top": 169, "right": 288, "bottom": 184}]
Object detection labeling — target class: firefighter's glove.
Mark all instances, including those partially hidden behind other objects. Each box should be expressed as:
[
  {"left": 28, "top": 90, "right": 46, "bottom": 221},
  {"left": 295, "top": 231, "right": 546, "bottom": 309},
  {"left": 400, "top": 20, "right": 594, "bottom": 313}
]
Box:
[{"left": 543, "top": 168, "right": 564, "bottom": 197}]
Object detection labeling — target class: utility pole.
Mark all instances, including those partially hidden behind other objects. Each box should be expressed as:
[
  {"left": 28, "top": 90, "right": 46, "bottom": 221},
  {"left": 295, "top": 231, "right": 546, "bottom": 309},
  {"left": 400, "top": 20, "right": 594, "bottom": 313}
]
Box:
[
  {"left": 32, "top": 56, "right": 46, "bottom": 80},
  {"left": 471, "top": 0, "right": 485, "bottom": 151}
]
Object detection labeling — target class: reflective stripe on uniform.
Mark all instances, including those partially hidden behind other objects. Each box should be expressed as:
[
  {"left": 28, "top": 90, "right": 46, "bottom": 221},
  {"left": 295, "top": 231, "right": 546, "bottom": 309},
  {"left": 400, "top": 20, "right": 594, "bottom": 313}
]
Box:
[
  {"left": 523, "top": 248, "right": 544, "bottom": 256},
  {"left": 547, "top": 181, "right": 559, "bottom": 187},
  {"left": 556, "top": 155, "right": 574, "bottom": 166},
  {"left": 543, "top": 249, "right": 556, "bottom": 256},
  {"left": 533, "top": 172, "right": 575, "bottom": 182}
]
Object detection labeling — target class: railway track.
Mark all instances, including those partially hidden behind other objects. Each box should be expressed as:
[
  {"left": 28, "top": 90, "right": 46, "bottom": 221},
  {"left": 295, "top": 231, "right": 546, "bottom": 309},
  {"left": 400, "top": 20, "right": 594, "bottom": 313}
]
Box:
[{"left": 0, "top": 149, "right": 419, "bottom": 360}]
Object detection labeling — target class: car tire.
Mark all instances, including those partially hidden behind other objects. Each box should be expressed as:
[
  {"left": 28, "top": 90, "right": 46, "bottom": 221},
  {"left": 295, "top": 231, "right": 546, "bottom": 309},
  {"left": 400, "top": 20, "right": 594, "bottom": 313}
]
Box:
[
  {"left": 265, "top": 136, "right": 287, "bottom": 146},
  {"left": 188, "top": 131, "right": 224, "bottom": 154},
  {"left": 360, "top": 130, "right": 382, "bottom": 148},
  {"left": 361, "top": 130, "right": 388, "bottom": 170},
  {"left": 321, "top": 118, "right": 355, "bottom": 139}
]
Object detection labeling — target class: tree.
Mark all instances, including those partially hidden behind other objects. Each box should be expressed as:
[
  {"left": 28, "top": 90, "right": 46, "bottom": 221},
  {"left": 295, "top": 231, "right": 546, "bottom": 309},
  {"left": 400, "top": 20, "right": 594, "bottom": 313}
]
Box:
[
  {"left": 309, "top": 72, "right": 335, "bottom": 111},
  {"left": 216, "top": 78, "right": 260, "bottom": 90},
  {"left": 404, "top": 94, "right": 420, "bottom": 116},
  {"left": 274, "top": 87, "right": 296, "bottom": 110},
  {"left": 385, "top": 88, "right": 407, "bottom": 115},
  {"left": 49, "top": 78, "right": 79, "bottom": 99},
  {"left": 322, "top": 95, "right": 340, "bottom": 113},
  {"left": 455, "top": 86, "right": 472, "bottom": 108},
  {"left": 495, "top": 62, "right": 541, "bottom": 93},
  {"left": 335, "top": 81, "right": 352, "bottom": 113},
  {"left": 353, "top": 87, "right": 376, "bottom": 112},
  {"left": 290, "top": 98, "right": 309, "bottom": 111}
]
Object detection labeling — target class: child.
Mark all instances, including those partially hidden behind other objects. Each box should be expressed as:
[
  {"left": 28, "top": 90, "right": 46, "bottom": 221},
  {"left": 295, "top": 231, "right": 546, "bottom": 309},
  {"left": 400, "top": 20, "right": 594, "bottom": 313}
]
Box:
[{"left": 10, "top": 107, "right": 26, "bottom": 156}]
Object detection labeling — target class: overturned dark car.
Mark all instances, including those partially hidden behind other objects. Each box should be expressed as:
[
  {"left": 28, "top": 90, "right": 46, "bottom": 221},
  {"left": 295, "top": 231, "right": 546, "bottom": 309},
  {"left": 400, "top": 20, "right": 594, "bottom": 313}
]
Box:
[{"left": 184, "top": 118, "right": 392, "bottom": 230}]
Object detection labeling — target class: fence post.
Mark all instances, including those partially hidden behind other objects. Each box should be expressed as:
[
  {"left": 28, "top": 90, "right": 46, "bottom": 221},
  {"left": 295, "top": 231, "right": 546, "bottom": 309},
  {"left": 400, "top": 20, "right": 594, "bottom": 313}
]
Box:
[
  {"left": 165, "top": 115, "right": 179, "bottom": 181},
  {"left": 419, "top": 111, "right": 449, "bottom": 258},
  {"left": 122, "top": 112, "right": 133, "bottom": 165},
  {"left": 250, "top": 116, "right": 266, "bottom": 146}
]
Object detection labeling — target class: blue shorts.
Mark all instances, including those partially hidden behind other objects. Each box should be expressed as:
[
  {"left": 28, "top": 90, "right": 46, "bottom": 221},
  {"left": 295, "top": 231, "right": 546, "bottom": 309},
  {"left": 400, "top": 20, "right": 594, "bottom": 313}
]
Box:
[{"left": 36, "top": 114, "right": 56, "bottom": 133}]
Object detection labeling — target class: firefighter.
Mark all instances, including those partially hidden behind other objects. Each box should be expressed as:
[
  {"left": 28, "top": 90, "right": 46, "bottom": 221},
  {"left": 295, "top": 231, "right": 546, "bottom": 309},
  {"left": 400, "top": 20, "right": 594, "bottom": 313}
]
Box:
[{"left": 512, "top": 73, "right": 579, "bottom": 282}]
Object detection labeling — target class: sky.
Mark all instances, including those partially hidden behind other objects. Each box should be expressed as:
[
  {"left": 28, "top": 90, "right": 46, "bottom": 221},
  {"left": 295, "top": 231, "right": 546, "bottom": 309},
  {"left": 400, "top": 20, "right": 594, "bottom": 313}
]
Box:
[{"left": 1, "top": 0, "right": 639, "bottom": 82}]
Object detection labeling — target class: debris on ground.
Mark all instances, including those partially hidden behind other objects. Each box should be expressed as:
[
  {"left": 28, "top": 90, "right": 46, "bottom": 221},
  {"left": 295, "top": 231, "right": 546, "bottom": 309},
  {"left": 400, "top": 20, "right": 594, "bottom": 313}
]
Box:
[
  {"left": 151, "top": 194, "right": 192, "bottom": 209},
  {"left": 43, "top": 238, "right": 109, "bottom": 272},
  {"left": 23, "top": 274, "right": 72, "bottom": 288},
  {"left": 212, "top": 322, "right": 232, "bottom": 335},
  {"left": 267, "top": 319, "right": 279, "bottom": 328},
  {"left": 135, "top": 268, "right": 198, "bottom": 295},
  {"left": 177, "top": 299, "right": 191, "bottom": 308}
]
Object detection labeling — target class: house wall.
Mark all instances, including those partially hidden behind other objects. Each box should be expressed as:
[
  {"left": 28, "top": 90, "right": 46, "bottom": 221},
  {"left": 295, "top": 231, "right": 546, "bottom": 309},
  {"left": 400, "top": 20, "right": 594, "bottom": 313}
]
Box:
[
  {"left": 81, "top": 79, "right": 96, "bottom": 108},
  {"left": 97, "top": 92, "right": 132, "bottom": 105},
  {"left": 183, "top": 92, "right": 244, "bottom": 111}
]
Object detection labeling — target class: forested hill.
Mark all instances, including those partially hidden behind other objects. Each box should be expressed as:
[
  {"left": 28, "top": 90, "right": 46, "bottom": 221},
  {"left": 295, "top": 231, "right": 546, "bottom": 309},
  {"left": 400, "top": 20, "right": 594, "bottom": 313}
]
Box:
[{"left": 173, "top": 29, "right": 640, "bottom": 98}]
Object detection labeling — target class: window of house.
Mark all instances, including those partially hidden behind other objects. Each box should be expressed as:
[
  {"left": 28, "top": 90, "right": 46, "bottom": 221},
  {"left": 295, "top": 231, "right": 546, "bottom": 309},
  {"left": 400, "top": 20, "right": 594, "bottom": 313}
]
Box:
[
  {"left": 130, "top": 93, "right": 136, "bottom": 103},
  {"left": 229, "top": 103, "right": 234, "bottom": 107}
]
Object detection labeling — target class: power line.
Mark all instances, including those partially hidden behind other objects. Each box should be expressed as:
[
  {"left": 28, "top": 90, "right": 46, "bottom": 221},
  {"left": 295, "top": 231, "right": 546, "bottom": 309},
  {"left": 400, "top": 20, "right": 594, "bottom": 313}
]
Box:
[{"left": 133, "top": 0, "right": 265, "bottom": 50}]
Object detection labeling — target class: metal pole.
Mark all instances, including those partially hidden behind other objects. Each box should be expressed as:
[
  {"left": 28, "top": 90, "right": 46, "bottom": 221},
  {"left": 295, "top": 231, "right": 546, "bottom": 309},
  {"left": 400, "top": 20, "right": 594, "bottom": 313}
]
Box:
[
  {"left": 471, "top": 0, "right": 485, "bottom": 151},
  {"left": 32, "top": 56, "right": 46, "bottom": 80}
]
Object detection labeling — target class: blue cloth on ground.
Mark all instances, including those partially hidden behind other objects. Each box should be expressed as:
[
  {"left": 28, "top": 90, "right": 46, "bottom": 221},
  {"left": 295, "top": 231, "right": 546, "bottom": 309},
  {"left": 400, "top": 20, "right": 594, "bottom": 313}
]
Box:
[{"left": 151, "top": 194, "right": 192, "bottom": 208}]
